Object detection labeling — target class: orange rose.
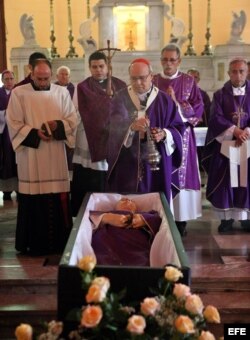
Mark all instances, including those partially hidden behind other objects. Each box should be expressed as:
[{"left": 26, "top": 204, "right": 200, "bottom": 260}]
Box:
[
  {"left": 15, "top": 324, "right": 33, "bottom": 340},
  {"left": 78, "top": 255, "right": 96, "bottom": 272},
  {"left": 164, "top": 266, "right": 183, "bottom": 282},
  {"left": 140, "top": 297, "right": 160, "bottom": 316},
  {"left": 198, "top": 330, "right": 216, "bottom": 340},
  {"left": 81, "top": 305, "right": 103, "bottom": 328},
  {"left": 86, "top": 284, "right": 106, "bottom": 303},
  {"left": 173, "top": 283, "right": 191, "bottom": 299},
  {"left": 127, "top": 315, "right": 146, "bottom": 335},
  {"left": 185, "top": 294, "right": 204, "bottom": 315},
  {"left": 203, "top": 305, "right": 221, "bottom": 323},
  {"left": 174, "top": 315, "right": 195, "bottom": 334},
  {"left": 92, "top": 276, "right": 110, "bottom": 294}
]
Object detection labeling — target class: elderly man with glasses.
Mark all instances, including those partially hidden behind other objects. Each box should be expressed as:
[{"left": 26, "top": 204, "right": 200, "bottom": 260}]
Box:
[
  {"left": 107, "top": 58, "right": 185, "bottom": 210},
  {"left": 153, "top": 44, "right": 204, "bottom": 236}
]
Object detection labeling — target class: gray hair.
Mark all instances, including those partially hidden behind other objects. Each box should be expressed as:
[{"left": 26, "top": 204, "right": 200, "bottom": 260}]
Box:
[
  {"left": 56, "top": 65, "right": 71, "bottom": 75},
  {"left": 161, "top": 43, "right": 181, "bottom": 58},
  {"left": 229, "top": 57, "right": 247, "bottom": 69}
]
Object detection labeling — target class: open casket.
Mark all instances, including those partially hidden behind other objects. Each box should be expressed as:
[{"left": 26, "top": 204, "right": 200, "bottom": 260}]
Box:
[{"left": 58, "top": 192, "right": 190, "bottom": 327}]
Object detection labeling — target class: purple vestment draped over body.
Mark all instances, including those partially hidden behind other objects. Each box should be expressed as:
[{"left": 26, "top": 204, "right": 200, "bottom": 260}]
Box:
[
  {"left": 77, "top": 77, "right": 126, "bottom": 162},
  {"left": 153, "top": 72, "right": 204, "bottom": 195},
  {"left": 203, "top": 80, "right": 250, "bottom": 210},
  {"left": 107, "top": 86, "right": 184, "bottom": 204},
  {"left": 91, "top": 209, "right": 162, "bottom": 266},
  {"left": 0, "top": 87, "right": 17, "bottom": 180}
]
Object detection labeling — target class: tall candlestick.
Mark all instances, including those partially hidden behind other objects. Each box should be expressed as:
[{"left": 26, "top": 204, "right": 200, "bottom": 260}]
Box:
[
  {"left": 184, "top": 0, "right": 196, "bottom": 56},
  {"left": 66, "top": 0, "right": 78, "bottom": 58},
  {"left": 50, "top": 0, "right": 54, "bottom": 31},
  {"left": 171, "top": 0, "right": 175, "bottom": 17},
  {"left": 67, "top": 0, "right": 72, "bottom": 30},
  {"left": 201, "top": 0, "right": 213, "bottom": 56},
  {"left": 87, "top": 0, "right": 90, "bottom": 19},
  {"left": 49, "top": 0, "right": 60, "bottom": 58},
  {"left": 188, "top": 0, "right": 192, "bottom": 31},
  {"left": 207, "top": 0, "right": 211, "bottom": 29}
]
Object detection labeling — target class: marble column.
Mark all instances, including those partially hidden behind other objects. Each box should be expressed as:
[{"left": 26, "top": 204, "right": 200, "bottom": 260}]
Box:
[
  {"left": 147, "top": 2, "right": 164, "bottom": 50},
  {"left": 98, "top": 2, "right": 114, "bottom": 48}
]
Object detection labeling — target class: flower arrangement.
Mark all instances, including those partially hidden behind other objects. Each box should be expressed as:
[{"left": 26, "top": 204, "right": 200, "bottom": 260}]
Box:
[{"left": 15, "top": 255, "right": 220, "bottom": 340}]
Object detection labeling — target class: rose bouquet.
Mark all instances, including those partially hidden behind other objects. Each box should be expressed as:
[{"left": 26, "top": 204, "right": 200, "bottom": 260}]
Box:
[{"left": 15, "top": 255, "right": 220, "bottom": 340}]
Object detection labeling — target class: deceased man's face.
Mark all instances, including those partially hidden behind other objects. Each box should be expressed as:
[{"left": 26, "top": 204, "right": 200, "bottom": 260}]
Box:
[{"left": 115, "top": 198, "right": 137, "bottom": 212}]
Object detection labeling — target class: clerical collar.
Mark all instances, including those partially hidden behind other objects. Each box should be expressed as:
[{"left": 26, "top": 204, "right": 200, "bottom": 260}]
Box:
[
  {"left": 5, "top": 88, "right": 11, "bottom": 95},
  {"left": 95, "top": 78, "right": 108, "bottom": 91},
  {"left": 96, "top": 78, "right": 107, "bottom": 83},
  {"left": 232, "top": 84, "right": 246, "bottom": 96},
  {"left": 160, "top": 69, "right": 179, "bottom": 79}
]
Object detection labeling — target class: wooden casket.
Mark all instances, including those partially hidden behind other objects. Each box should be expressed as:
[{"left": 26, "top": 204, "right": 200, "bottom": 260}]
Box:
[{"left": 58, "top": 192, "right": 190, "bottom": 329}]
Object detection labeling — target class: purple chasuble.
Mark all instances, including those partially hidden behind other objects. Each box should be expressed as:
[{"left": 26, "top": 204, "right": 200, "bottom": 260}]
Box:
[
  {"left": 107, "top": 87, "right": 184, "bottom": 204},
  {"left": 153, "top": 72, "right": 204, "bottom": 193},
  {"left": 0, "top": 87, "right": 17, "bottom": 179},
  {"left": 77, "top": 76, "right": 126, "bottom": 162},
  {"left": 90, "top": 209, "right": 162, "bottom": 266},
  {"left": 203, "top": 80, "right": 250, "bottom": 210}
]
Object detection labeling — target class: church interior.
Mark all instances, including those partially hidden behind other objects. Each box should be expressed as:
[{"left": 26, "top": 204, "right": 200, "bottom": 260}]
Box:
[{"left": 1, "top": 0, "right": 250, "bottom": 339}]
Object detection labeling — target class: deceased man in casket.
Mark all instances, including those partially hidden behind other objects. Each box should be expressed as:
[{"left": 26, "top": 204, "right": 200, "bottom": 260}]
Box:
[
  {"left": 69, "top": 193, "right": 182, "bottom": 268},
  {"left": 90, "top": 197, "right": 162, "bottom": 266}
]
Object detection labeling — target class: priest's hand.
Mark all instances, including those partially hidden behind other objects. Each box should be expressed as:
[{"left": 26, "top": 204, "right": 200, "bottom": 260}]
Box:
[
  {"left": 233, "top": 127, "right": 249, "bottom": 147},
  {"left": 132, "top": 214, "right": 145, "bottom": 228},
  {"left": 47, "top": 120, "right": 58, "bottom": 132},
  {"left": 131, "top": 117, "right": 149, "bottom": 133},
  {"left": 101, "top": 213, "right": 131, "bottom": 228},
  {"left": 37, "top": 129, "right": 52, "bottom": 142},
  {"left": 151, "top": 127, "right": 166, "bottom": 143}
]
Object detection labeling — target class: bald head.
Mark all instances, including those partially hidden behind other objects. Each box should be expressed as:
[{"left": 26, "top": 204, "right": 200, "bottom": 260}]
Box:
[{"left": 31, "top": 60, "right": 52, "bottom": 90}]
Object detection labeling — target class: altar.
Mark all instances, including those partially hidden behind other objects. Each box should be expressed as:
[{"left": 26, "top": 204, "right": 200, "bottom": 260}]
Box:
[{"left": 8, "top": 0, "right": 250, "bottom": 95}]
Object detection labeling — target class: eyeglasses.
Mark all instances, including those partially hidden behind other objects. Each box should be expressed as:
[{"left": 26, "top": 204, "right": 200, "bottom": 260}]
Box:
[
  {"left": 130, "top": 73, "right": 151, "bottom": 82},
  {"left": 160, "top": 58, "right": 179, "bottom": 63}
]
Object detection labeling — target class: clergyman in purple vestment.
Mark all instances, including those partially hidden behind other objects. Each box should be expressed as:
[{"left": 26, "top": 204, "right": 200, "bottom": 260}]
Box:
[
  {"left": 71, "top": 51, "right": 126, "bottom": 217},
  {"left": 107, "top": 58, "right": 184, "bottom": 209},
  {"left": 0, "top": 70, "right": 17, "bottom": 201},
  {"left": 90, "top": 197, "right": 162, "bottom": 266},
  {"left": 202, "top": 58, "right": 250, "bottom": 233},
  {"left": 153, "top": 44, "right": 204, "bottom": 236}
]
